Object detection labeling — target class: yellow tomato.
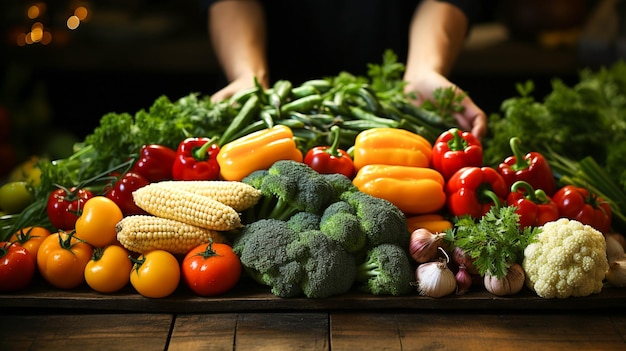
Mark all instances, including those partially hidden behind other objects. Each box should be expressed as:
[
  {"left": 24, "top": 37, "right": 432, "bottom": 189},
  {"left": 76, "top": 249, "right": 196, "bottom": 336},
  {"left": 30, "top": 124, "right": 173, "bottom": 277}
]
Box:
[
  {"left": 130, "top": 250, "right": 180, "bottom": 298},
  {"left": 75, "top": 196, "right": 123, "bottom": 248},
  {"left": 37, "top": 231, "right": 93, "bottom": 289},
  {"left": 84, "top": 245, "right": 133, "bottom": 293},
  {"left": 10, "top": 226, "right": 51, "bottom": 262}
]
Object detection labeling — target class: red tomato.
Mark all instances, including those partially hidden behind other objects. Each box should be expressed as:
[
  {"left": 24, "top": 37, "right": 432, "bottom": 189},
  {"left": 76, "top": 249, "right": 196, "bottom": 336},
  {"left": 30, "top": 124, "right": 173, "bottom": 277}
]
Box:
[
  {"left": 75, "top": 196, "right": 123, "bottom": 248},
  {"left": 130, "top": 250, "right": 180, "bottom": 298},
  {"left": 10, "top": 226, "right": 51, "bottom": 262},
  {"left": 0, "top": 242, "right": 35, "bottom": 291},
  {"left": 84, "top": 245, "right": 133, "bottom": 293},
  {"left": 182, "top": 241, "right": 242, "bottom": 296},
  {"left": 105, "top": 172, "right": 150, "bottom": 216},
  {"left": 37, "top": 231, "right": 93, "bottom": 289},
  {"left": 46, "top": 187, "right": 94, "bottom": 230},
  {"left": 552, "top": 185, "right": 612, "bottom": 233}
]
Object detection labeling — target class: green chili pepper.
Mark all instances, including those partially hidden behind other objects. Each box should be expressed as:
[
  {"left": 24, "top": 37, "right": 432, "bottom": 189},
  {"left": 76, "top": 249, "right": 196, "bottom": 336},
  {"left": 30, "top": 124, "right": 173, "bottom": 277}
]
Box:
[
  {"left": 219, "top": 94, "right": 260, "bottom": 145},
  {"left": 280, "top": 94, "right": 323, "bottom": 115}
]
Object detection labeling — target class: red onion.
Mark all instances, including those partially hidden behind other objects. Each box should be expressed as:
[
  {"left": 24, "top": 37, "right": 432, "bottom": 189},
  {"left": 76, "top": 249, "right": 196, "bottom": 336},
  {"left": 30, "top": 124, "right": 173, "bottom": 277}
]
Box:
[
  {"left": 455, "top": 264, "right": 472, "bottom": 295},
  {"left": 451, "top": 246, "right": 479, "bottom": 275},
  {"left": 409, "top": 228, "right": 445, "bottom": 263}
]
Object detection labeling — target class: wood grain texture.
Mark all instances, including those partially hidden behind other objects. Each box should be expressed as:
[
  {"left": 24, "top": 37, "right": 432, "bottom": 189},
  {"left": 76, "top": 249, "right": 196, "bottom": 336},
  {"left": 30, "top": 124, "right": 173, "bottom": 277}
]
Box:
[{"left": 0, "top": 313, "right": 173, "bottom": 351}]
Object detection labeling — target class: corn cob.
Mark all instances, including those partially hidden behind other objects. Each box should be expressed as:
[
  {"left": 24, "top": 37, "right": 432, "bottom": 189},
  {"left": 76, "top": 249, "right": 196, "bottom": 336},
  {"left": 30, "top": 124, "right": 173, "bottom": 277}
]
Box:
[
  {"left": 132, "top": 182, "right": 242, "bottom": 231},
  {"left": 116, "top": 215, "right": 226, "bottom": 254},
  {"left": 153, "top": 180, "right": 261, "bottom": 211}
]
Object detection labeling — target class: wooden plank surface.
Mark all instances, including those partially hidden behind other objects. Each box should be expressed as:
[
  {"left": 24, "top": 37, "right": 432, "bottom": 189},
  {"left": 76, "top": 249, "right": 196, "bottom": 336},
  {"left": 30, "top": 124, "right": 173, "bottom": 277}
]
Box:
[{"left": 0, "top": 313, "right": 173, "bottom": 351}]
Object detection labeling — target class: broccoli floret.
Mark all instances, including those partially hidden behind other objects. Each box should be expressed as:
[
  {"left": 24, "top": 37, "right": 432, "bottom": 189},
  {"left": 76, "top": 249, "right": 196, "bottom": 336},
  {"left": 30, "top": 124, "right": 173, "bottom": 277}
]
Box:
[
  {"left": 320, "top": 172, "right": 358, "bottom": 197},
  {"left": 340, "top": 190, "right": 410, "bottom": 250},
  {"left": 287, "top": 230, "right": 357, "bottom": 298},
  {"left": 356, "top": 243, "right": 414, "bottom": 296},
  {"left": 242, "top": 160, "right": 336, "bottom": 221},
  {"left": 319, "top": 201, "right": 366, "bottom": 254},
  {"left": 287, "top": 211, "right": 321, "bottom": 232},
  {"left": 233, "top": 219, "right": 303, "bottom": 297}
]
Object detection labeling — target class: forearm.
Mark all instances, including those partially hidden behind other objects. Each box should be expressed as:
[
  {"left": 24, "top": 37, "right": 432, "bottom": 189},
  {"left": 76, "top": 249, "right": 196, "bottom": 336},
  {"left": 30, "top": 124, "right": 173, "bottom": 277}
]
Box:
[
  {"left": 404, "top": 0, "right": 469, "bottom": 79},
  {"left": 208, "top": 0, "right": 269, "bottom": 86}
]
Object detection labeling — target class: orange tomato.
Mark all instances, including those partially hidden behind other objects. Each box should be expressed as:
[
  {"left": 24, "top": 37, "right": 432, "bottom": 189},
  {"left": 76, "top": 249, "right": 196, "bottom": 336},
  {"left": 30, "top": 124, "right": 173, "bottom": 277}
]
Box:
[
  {"left": 37, "top": 231, "right": 93, "bottom": 289},
  {"left": 130, "top": 250, "right": 180, "bottom": 298},
  {"left": 75, "top": 196, "right": 123, "bottom": 248},
  {"left": 84, "top": 245, "right": 133, "bottom": 293},
  {"left": 10, "top": 226, "right": 51, "bottom": 262}
]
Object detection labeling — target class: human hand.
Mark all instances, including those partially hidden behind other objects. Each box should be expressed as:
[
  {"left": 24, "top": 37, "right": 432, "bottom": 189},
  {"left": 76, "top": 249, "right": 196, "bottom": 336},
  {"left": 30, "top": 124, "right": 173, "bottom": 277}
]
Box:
[
  {"left": 404, "top": 70, "right": 487, "bottom": 140},
  {"left": 210, "top": 74, "right": 269, "bottom": 103}
]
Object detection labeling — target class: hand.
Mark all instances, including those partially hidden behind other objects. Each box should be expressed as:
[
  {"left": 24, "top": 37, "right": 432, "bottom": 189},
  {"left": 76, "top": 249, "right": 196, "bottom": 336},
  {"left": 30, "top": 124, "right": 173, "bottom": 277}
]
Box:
[
  {"left": 210, "top": 73, "right": 269, "bottom": 103},
  {"left": 404, "top": 70, "right": 487, "bottom": 140}
]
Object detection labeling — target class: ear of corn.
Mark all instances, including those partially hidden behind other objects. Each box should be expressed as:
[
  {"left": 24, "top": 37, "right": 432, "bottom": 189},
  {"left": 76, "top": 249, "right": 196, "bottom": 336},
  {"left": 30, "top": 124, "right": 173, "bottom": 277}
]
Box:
[
  {"left": 116, "top": 215, "right": 226, "bottom": 254},
  {"left": 153, "top": 180, "right": 261, "bottom": 211},
  {"left": 132, "top": 182, "right": 242, "bottom": 231}
]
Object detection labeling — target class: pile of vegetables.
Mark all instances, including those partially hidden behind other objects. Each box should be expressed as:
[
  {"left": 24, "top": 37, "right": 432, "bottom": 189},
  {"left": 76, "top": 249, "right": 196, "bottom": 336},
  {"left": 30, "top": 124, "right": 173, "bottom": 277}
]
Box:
[{"left": 1, "top": 52, "right": 626, "bottom": 301}]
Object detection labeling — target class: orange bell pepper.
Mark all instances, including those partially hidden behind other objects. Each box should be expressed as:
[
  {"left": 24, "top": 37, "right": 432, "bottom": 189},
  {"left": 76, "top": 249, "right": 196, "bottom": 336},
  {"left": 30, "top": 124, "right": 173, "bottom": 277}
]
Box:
[
  {"left": 217, "top": 125, "right": 303, "bottom": 181},
  {"left": 406, "top": 214, "right": 453, "bottom": 234},
  {"left": 352, "top": 128, "right": 432, "bottom": 171},
  {"left": 352, "top": 164, "right": 446, "bottom": 215}
]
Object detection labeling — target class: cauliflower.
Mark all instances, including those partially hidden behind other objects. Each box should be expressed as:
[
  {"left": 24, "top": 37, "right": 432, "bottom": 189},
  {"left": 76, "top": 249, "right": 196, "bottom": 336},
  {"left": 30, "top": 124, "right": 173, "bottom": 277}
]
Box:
[{"left": 523, "top": 218, "right": 609, "bottom": 299}]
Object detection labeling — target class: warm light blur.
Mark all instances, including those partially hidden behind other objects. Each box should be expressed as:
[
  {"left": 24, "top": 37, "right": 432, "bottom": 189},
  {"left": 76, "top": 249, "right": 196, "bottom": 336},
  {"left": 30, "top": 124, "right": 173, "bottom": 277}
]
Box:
[
  {"left": 27, "top": 5, "right": 40, "bottom": 19},
  {"left": 74, "top": 6, "right": 89, "bottom": 21},
  {"left": 41, "top": 31, "right": 52, "bottom": 45},
  {"left": 67, "top": 15, "right": 80, "bottom": 30}
]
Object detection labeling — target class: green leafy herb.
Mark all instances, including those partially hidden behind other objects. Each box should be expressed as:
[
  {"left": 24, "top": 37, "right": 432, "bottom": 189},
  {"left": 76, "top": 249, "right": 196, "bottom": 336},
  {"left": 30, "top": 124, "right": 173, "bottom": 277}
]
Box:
[{"left": 447, "top": 206, "right": 540, "bottom": 279}]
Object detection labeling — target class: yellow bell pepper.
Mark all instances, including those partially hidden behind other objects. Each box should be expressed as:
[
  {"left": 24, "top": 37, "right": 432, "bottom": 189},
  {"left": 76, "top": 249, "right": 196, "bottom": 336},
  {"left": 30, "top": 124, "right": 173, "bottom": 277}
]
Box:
[
  {"left": 352, "top": 127, "right": 432, "bottom": 171},
  {"left": 217, "top": 125, "right": 303, "bottom": 181},
  {"left": 352, "top": 164, "right": 446, "bottom": 215},
  {"left": 406, "top": 214, "right": 453, "bottom": 234}
]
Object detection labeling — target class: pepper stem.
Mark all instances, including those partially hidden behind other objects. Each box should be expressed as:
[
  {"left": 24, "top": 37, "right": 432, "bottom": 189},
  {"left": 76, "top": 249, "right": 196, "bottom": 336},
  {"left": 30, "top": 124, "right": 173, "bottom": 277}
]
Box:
[
  {"left": 325, "top": 125, "right": 343, "bottom": 158},
  {"left": 511, "top": 180, "right": 549, "bottom": 204},
  {"left": 509, "top": 137, "right": 530, "bottom": 172},
  {"left": 193, "top": 136, "right": 219, "bottom": 161},
  {"left": 447, "top": 128, "right": 468, "bottom": 152}
]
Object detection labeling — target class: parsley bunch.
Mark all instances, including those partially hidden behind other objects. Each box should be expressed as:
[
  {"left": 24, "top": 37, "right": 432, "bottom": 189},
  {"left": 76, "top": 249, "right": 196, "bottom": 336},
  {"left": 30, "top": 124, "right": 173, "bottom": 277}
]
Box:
[{"left": 447, "top": 206, "right": 540, "bottom": 279}]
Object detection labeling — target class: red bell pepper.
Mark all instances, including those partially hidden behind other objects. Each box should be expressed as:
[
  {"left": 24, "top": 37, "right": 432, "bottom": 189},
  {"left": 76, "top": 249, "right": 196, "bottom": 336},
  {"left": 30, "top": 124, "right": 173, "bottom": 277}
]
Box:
[
  {"left": 303, "top": 126, "right": 355, "bottom": 178},
  {"left": 445, "top": 166, "right": 509, "bottom": 219},
  {"left": 46, "top": 187, "right": 94, "bottom": 230},
  {"left": 172, "top": 137, "right": 220, "bottom": 181},
  {"left": 432, "top": 128, "right": 483, "bottom": 179},
  {"left": 507, "top": 181, "right": 559, "bottom": 229},
  {"left": 497, "top": 137, "right": 556, "bottom": 196},
  {"left": 131, "top": 144, "right": 176, "bottom": 182},
  {"left": 105, "top": 172, "right": 150, "bottom": 216},
  {"left": 552, "top": 185, "right": 612, "bottom": 233}
]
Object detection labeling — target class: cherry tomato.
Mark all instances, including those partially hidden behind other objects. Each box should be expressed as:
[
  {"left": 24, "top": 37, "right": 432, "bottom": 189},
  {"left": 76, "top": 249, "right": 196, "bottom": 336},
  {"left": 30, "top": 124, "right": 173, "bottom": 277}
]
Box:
[
  {"left": 182, "top": 240, "right": 242, "bottom": 296},
  {"left": 0, "top": 181, "right": 35, "bottom": 214},
  {"left": 105, "top": 172, "right": 150, "bottom": 216},
  {"left": 46, "top": 187, "right": 94, "bottom": 231},
  {"left": 10, "top": 226, "right": 51, "bottom": 262},
  {"left": 0, "top": 242, "right": 35, "bottom": 291},
  {"left": 37, "top": 231, "right": 93, "bottom": 289},
  {"left": 130, "top": 250, "right": 180, "bottom": 298},
  {"left": 75, "top": 196, "right": 123, "bottom": 248},
  {"left": 85, "top": 245, "right": 133, "bottom": 293}
]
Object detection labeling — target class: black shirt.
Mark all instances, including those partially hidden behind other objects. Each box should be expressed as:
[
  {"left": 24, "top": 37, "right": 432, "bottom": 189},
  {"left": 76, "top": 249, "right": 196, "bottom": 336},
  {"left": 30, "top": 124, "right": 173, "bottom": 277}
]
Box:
[{"left": 202, "top": 0, "right": 478, "bottom": 85}]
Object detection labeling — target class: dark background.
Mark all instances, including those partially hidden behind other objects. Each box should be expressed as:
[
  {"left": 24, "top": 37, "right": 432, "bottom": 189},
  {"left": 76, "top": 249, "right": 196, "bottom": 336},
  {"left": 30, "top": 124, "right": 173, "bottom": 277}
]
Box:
[{"left": 0, "top": 0, "right": 622, "bottom": 177}]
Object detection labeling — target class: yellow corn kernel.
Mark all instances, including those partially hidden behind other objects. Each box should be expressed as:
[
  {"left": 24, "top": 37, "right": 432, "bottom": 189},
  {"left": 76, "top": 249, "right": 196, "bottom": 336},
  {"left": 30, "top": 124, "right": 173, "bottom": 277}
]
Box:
[
  {"left": 132, "top": 183, "right": 242, "bottom": 231},
  {"left": 153, "top": 180, "right": 261, "bottom": 211},
  {"left": 115, "top": 215, "right": 227, "bottom": 254}
]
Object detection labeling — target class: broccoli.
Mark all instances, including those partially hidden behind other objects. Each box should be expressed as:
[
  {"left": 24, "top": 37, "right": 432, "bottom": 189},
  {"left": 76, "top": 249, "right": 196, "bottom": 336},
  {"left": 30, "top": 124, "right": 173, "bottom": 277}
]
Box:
[
  {"left": 319, "top": 201, "right": 366, "bottom": 254},
  {"left": 320, "top": 172, "right": 358, "bottom": 197},
  {"left": 242, "top": 160, "right": 336, "bottom": 221},
  {"left": 287, "top": 229, "right": 357, "bottom": 298},
  {"left": 286, "top": 211, "right": 321, "bottom": 233},
  {"left": 340, "top": 190, "right": 410, "bottom": 251},
  {"left": 233, "top": 218, "right": 356, "bottom": 298},
  {"left": 356, "top": 243, "right": 414, "bottom": 296}
]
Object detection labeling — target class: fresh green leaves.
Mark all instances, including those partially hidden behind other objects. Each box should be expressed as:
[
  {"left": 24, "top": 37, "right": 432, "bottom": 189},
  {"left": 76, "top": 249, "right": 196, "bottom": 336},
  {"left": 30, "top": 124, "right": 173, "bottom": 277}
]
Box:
[{"left": 447, "top": 206, "right": 540, "bottom": 279}]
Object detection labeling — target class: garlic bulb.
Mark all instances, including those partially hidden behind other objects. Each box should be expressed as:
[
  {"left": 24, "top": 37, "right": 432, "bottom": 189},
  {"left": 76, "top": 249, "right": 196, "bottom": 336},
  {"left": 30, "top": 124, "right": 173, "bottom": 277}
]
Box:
[
  {"left": 483, "top": 263, "right": 525, "bottom": 296},
  {"left": 606, "top": 234, "right": 626, "bottom": 263},
  {"left": 415, "top": 251, "right": 456, "bottom": 298},
  {"left": 606, "top": 258, "right": 626, "bottom": 287}
]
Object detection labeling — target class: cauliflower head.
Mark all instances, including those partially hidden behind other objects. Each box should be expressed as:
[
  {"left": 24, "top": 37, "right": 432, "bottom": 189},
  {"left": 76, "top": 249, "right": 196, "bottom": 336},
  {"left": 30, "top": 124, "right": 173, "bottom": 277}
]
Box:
[{"left": 523, "top": 218, "right": 609, "bottom": 299}]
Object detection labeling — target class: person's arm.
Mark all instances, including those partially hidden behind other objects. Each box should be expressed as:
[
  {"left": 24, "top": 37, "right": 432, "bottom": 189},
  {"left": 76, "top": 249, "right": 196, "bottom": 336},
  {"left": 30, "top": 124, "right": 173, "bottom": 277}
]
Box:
[
  {"left": 403, "top": 0, "right": 487, "bottom": 139},
  {"left": 208, "top": 0, "right": 269, "bottom": 102}
]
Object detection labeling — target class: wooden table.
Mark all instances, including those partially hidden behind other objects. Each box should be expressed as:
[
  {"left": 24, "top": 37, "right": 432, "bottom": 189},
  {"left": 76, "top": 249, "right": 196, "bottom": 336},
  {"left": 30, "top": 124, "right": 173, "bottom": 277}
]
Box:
[{"left": 2, "top": 280, "right": 626, "bottom": 351}]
